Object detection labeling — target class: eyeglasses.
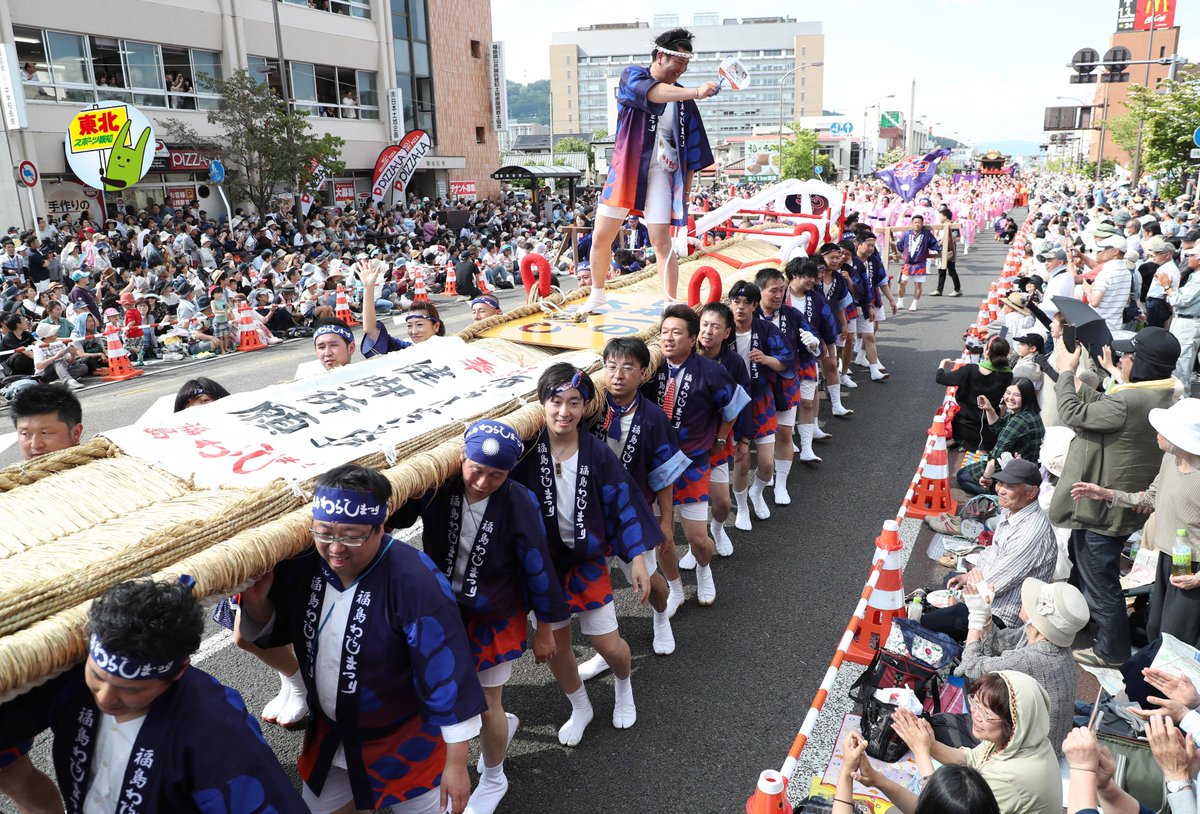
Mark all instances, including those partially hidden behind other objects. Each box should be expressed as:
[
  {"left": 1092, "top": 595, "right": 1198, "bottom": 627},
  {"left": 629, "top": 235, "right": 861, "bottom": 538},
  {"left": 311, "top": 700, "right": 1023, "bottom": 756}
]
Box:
[
  {"left": 969, "top": 699, "right": 1003, "bottom": 724},
  {"left": 604, "top": 362, "right": 643, "bottom": 375},
  {"left": 310, "top": 527, "right": 372, "bottom": 547}
]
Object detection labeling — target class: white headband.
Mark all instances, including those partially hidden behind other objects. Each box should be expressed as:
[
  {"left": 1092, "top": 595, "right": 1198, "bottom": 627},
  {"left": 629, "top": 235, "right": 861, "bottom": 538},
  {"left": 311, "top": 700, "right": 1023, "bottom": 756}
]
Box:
[{"left": 656, "top": 45, "right": 693, "bottom": 60}]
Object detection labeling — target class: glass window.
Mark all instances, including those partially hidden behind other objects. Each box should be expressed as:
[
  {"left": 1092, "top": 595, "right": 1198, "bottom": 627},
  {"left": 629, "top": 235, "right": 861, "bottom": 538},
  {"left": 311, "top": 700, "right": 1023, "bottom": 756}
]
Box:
[
  {"left": 248, "top": 56, "right": 284, "bottom": 98},
  {"left": 413, "top": 44, "right": 430, "bottom": 76},
  {"left": 410, "top": 0, "right": 428, "bottom": 41},
  {"left": 191, "top": 49, "right": 222, "bottom": 110},
  {"left": 415, "top": 76, "right": 434, "bottom": 135},
  {"left": 14, "top": 27, "right": 49, "bottom": 85},
  {"left": 89, "top": 37, "right": 127, "bottom": 89},
  {"left": 125, "top": 41, "right": 162, "bottom": 90},
  {"left": 394, "top": 41, "right": 411, "bottom": 73},
  {"left": 289, "top": 61, "right": 319, "bottom": 114},
  {"left": 46, "top": 30, "right": 90, "bottom": 85},
  {"left": 356, "top": 71, "right": 378, "bottom": 119}
]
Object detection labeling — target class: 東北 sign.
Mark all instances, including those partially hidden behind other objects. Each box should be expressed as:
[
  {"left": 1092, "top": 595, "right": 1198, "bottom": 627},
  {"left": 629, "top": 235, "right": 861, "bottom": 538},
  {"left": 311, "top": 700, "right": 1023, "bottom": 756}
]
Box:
[{"left": 64, "top": 102, "right": 155, "bottom": 192}]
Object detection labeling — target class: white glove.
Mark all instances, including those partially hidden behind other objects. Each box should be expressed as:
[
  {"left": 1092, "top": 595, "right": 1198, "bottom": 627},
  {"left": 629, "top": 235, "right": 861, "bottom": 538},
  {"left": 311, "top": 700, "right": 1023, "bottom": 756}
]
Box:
[
  {"left": 798, "top": 329, "right": 820, "bottom": 355},
  {"left": 961, "top": 584, "right": 994, "bottom": 631}
]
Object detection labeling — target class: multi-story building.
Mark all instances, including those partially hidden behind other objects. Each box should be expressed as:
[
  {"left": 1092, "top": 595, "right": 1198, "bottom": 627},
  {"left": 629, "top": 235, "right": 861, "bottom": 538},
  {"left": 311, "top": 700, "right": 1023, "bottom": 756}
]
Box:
[
  {"left": 0, "top": 0, "right": 500, "bottom": 229},
  {"left": 549, "top": 14, "right": 823, "bottom": 141}
]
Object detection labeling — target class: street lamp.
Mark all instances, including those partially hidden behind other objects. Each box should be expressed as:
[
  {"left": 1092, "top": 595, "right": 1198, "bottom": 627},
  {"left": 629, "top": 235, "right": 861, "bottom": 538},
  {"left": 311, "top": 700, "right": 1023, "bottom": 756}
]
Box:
[{"left": 777, "top": 61, "right": 823, "bottom": 179}]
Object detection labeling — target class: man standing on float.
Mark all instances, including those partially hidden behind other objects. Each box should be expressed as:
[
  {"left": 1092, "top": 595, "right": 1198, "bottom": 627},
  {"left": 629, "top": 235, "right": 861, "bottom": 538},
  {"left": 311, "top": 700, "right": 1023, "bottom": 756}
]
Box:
[{"left": 582, "top": 27, "right": 717, "bottom": 313}]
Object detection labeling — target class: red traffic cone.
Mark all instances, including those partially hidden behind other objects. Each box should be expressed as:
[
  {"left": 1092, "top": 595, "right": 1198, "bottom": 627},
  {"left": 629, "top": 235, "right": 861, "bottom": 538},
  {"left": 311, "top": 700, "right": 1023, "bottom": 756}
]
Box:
[
  {"left": 236, "top": 302, "right": 266, "bottom": 352},
  {"left": 846, "top": 520, "right": 907, "bottom": 665},
  {"left": 903, "top": 414, "right": 957, "bottom": 519},
  {"left": 101, "top": 326, "right": 144, "bottom": 382},
  {"left": 475, "top": 260, "right": 494, "bottom": 296},
  {"left": 745, "top": 770, "right": 792, "bottom": 814},
  {"left": 443, "top": 262, "right": 458, "bottom": 296},
  {"left": 335, "top": 284, "right": 360, "bottom": 326}
]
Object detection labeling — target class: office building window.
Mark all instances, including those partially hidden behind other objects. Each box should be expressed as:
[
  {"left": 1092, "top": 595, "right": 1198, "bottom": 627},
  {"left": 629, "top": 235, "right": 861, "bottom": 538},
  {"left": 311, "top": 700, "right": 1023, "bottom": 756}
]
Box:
[
  {"left": 15, "top": 26, "right": 221, "bottom": 109},
  {"left": 288, "top": 61, "right": 380, "bottom": 119},
  {"left": 476, "top": 126, "right": 485, "bottom": 144},
  {"left": 278, "top": 0, "right": 371, "bottom": 20},
  {"left": 470, "top": 40, "right": 482, "bottom": 58}
]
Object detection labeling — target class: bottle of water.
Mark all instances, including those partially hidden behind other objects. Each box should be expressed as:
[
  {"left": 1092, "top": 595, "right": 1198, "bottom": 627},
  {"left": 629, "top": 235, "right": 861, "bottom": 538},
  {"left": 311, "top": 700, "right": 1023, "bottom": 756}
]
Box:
[{"left": 1172, "top": 529, "right": 1193, "bottom": 578}]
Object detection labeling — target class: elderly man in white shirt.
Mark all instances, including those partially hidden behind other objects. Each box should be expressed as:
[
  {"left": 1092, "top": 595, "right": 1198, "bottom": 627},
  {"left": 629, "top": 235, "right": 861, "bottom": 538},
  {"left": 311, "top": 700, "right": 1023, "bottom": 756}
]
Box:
[
  {"left": 1145, "top": 236, "right": 1180, "bottom": 329},
  {"left": 1083, "top": 234, "right": 1134, "bottom": 331}
]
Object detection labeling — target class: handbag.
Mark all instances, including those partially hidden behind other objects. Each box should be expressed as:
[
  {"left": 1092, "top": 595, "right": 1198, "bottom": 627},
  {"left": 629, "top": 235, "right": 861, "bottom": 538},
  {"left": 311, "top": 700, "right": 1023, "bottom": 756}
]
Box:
[
  {"left": 1097, "top": 731, "right": 1165, "bottom": 813},
  {"left": 851, "top": 648, "right": 943, "bottom": 762}
]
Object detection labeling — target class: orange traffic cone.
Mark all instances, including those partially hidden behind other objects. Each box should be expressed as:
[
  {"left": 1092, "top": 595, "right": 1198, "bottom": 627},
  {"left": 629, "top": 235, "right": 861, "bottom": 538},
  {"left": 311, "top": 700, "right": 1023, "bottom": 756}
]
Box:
[
  {"left": 443, "top": 262, "right": 458, "bottom": 296},
  {"left": 236, "top": 302, "right": 266, "bottom": 352},
  {"left": 903, "top": 414, "right": 957, "bottom": 519},
  {"left": 476, "top": 261, "right": 494, "bottom": 296},
  {"left": 335, "top": 284, "right": 360, "bottom": 326},
  {"left": 412, "top": 266, "right": 430, "bottom": 304},
  {"left": 745, "top": 770, "right": 792, "bottom": 814},
  {"left": 101, "top": 326, "right": 144, "bottom": 382},
  {"left": 846, "top": 520, "right": 907, "bottom": 665}
]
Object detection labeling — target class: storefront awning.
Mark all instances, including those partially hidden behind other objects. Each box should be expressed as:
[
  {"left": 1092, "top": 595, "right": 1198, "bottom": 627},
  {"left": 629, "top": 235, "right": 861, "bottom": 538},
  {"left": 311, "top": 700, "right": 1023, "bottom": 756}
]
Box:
[{"left": 490, "top": 164, "right": 583, "bottom": 182}]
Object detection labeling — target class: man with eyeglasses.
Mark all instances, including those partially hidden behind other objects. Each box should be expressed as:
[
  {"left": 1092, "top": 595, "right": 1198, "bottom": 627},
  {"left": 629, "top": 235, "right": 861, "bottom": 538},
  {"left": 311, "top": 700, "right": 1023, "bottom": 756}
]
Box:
[
  {"left": 390, "top": 419, "right": 568, "bottom": 814},
  {"left": 238, "top": 464, "right": 486, "bottom": 814}
]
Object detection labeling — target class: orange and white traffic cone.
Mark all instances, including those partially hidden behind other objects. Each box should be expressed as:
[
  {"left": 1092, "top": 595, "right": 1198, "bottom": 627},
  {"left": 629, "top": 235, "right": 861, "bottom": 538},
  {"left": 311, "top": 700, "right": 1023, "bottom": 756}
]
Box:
[
  {"left": 745, "top": 769, "right": 792, "bottom": 814},
  {"left": 903, "top": 414, "right": 957, "bottom": 519},
  {"left": 335, "top": 284, "right": 360, "bottom": 326},
  {"left": 846, "top": 520, "right": 907, "bottom": 665},
  {"left": 101, "top": 326, "right": 144, "bottom": 382},
  {"left": 443, "top": 262, "right": 458, "bottom": 296},
  {"left": 412, "top": 267, "right": 430, "bottom": 304},
  {"left": 236, "top": 302, "right": 266, "bottom": 352},
  {"left": 475, "top": 261, "right": 494, "bottom": 296}
]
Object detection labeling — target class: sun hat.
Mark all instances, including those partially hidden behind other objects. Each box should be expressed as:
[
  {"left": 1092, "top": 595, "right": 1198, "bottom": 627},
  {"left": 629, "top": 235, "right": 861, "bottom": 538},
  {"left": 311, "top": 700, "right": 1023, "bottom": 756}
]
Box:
[
  {"left": 1039, "top": 426, "right": 1075, "bottom": 478},
  {"left": 34, "top": 321, "right": 60, "bottom": 340},
  {"left": 1148, "top": 398, "right": 1200, "bottom": 456},
  {"left": 1020, "top": 578, "right": 1089, "bottom": 648},
  {"left": 1000, "top": 292, "right": 1030, "bottom": 315}
]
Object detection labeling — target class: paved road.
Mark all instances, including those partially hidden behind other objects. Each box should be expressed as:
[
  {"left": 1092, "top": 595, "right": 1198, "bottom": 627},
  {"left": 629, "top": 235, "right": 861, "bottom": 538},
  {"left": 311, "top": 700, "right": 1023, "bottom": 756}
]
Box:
[{"left": 10, "top": 232, "right": 1014, "bottom": 814}]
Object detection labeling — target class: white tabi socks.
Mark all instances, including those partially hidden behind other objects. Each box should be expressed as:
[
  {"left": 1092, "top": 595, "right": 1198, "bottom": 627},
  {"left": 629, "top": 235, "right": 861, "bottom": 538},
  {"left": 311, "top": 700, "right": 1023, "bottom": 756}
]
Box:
[
  {"left": 558, "top": 686, "right": 594, "bottom": 746},
  {"left": 748, "top": 475, "right": 771, "bottom": 519},
  {"left": 797, "top": 424, "right": 822, "bottom": 463},
  {"left": 828, "top": 384, "right": 853, "bottom": 417},
  {"left": 773, "top": 459, "right": 792, "bottom": 504},
  {"left": 710, "top": 518, "right": 734, "bottom": 556},
  {"left": 733, "top": 487, "right": 753, "bottom": 531},
  {"left": 613, "top": 676, "right": 637, "bottom": 728}
]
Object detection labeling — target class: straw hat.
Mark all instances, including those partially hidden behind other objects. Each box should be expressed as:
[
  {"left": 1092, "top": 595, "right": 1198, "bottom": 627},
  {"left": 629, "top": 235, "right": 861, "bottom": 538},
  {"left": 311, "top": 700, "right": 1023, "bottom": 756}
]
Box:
[
  {"left": 1001, "top": 292, "right": 1030, "bottom": 315},
  {"left": 1020, "top": 578, "right": 1089, "bottom": 648},
  {"left": 1149, "top": 398, "right": 1200, "bottom": 456}
]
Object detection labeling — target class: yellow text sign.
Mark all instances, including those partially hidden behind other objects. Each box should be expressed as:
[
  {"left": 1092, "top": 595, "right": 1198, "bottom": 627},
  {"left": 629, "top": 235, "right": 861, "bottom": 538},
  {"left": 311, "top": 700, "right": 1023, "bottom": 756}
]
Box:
[
  {"left": 480, "top": 292, "right": 669, "bottom": 351},
  {"left": 67, "top": 106, "right": 129, "bottom": 154}
]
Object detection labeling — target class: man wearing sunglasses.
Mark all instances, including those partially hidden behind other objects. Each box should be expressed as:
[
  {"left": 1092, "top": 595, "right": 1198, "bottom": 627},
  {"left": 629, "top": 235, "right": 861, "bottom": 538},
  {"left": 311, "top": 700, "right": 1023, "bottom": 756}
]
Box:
[{"left": 239, "top": 464, "right": 486, "bottom": 814}]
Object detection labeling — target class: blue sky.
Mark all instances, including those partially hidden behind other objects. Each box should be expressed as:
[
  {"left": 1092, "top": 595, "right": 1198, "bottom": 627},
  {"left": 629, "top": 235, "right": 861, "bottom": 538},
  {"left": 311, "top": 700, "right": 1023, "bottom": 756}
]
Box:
[{"left": 491, "top": 0, "right": 1200, "bottom": 146}]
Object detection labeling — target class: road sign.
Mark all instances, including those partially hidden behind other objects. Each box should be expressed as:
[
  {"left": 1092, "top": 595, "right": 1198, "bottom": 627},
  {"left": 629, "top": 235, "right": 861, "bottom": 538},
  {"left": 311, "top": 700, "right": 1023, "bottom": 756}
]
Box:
[
  {"left": 1190, "top": 148, "right": 1200, "bottom": 159},
  {"left": 1193, "top": 128, "right": 1200, "bottom": 148},
  {"left": 208, "top": 159, "right": 225, "bottom": 184},
  {"left": 830, "top": 121, "right": 854, "bottom": 136},
  {"left": 17, "top": 160, "right": 37, "bottom": 188}
]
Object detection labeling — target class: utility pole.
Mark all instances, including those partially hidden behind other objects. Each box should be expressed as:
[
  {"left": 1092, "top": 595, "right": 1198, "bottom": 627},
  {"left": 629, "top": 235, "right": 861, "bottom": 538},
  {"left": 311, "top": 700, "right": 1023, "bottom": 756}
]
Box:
[{"left": 905, "top": 77, "right": 915, "bottom": 154}]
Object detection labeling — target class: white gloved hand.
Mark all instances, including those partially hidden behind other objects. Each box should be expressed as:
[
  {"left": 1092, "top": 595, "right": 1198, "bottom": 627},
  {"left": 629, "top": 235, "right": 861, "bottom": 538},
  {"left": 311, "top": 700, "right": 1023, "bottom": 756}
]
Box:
[
  {"left": 961, "top": 585, "right": 994, "bottom": 631},
  {"left": 798, "top": 329, "right": 820, "bottom": 355}
]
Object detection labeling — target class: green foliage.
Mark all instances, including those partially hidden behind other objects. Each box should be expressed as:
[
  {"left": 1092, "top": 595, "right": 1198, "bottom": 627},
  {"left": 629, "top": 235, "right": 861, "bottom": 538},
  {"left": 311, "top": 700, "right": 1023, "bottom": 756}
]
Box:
[
  {"left": 507, "top": 80, "right": 550, "bottom": 124},
  {"left": 1078, "top": 159, "right": 1118, "bottom": 179},
  {"left": 771, "top": 124, "right": 834, "bottom": 180},
  {"left": 592, "top": 128, "right": 610, "bottom": 140},
  {"left": 1124, "top": 80, "right": 1200, "bottom": 192},
  {"left": 876, "top": 147, "right": 907, "bottom": 169},
  {"left": 553, "top": 137, "right": 590, "bottom": 153},
  {"left": 160, "top": 70, "right": 344, "bottom": 216},
  {"left": 1105, "top": 111, "right": 1139, "bottom": 166}
]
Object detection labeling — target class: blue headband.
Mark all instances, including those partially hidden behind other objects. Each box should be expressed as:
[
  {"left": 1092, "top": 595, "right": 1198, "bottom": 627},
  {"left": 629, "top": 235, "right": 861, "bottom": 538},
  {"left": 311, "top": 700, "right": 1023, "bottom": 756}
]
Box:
[
  {"left": 88, "top": 575, "right": 195, "bottom": 681},
  {"left": 463, "top": 419, "right": 522, "bottom": 471},
  {"left": 552, "top": 369, "right": 593, "bottom": 401},
  {"left": 471, "top": 295, "right": 500, "bottom": 310},
  {"left": 312, "top": 486, "right": 388, "bottom": 525},
  {"left": 313, "top": 324, "right": 353, "bottom": 344}
]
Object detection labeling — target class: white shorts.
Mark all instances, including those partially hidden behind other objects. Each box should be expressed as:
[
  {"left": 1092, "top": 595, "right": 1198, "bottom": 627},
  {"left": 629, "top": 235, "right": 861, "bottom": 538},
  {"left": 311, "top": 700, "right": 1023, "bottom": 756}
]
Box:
[
  {"left": 477, "top": 660, "right": 513, "bottom": 688},
  {"left": 551, "top": 602, "right": 619, "bottom": 637},
  {"left": 614, "top": 548, "right": 657, "bottom": 582},
  {"left": 655, "top": 500, "right": 708, "bottom": 523},
  {"left": 854, "top": 316, "right": 875, "bottom": 335},
  {"left": 597, "top": 164, "right": 672, "bottom": 224},
  {"left": 776, "top": 407, "right": 797, "bottom": 426},
  {"left": 304, "top": 768, "right": 441, "bottom": 814},
  {"left": 710, "top": 461, "right": 730, "bottom": 484},
  {"left": 876, "top": 305, "right": 888, "bottom": 323},
  {"left": 799, "top": 379, "right": 818, "bottom": 400}
]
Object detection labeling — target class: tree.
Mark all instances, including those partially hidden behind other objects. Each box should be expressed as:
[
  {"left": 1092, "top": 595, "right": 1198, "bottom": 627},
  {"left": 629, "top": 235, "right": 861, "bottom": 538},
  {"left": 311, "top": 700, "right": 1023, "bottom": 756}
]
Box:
[
  {"left": 160, "top": 70, "right": 345, "bottom": 216},
  {"left": 876, "top": 147, "right": 907, "bottom": 170},
  {"left": 771, "top": 124, "right": 834, "bottom": 180},
  {"left": 1105, "top": 111, "right": 1139, "bottom": 167},
  {"left": 1123, "top": 79, "right": 1200, "bottom": 193},
  {"left": 506, "top": 80, "right": 550, "bottom": 124},
  {"left": 553, "top": 137, "right": 590, "bottom": 153}
]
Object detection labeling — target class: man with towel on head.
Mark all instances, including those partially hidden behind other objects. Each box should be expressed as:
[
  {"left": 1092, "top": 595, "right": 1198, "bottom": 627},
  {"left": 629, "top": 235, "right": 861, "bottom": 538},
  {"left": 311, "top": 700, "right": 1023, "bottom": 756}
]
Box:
[
  {"left": 238, "top": 464, "right": 487, "bottom": 814},
  {"left": 0, "top": 576, "right": 306, "bottom": 814},
  {"left": 391, "top": 419, "right": 568, "bottom": 814}
]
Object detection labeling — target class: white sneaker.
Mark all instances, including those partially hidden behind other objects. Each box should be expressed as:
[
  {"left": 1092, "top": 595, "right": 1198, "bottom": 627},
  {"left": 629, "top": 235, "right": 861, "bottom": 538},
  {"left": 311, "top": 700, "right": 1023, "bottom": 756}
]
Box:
[
  {"left": 696, "top": 564, "right": 716, "bottom": 606},
  {"left": 476, "top": 713, "right": 520, "bottom": 773},
  {"left": 840, "top": 373, "right": 858, "bottom": 390},
  {"left": 908, "top": 298, "right": 919, "bottom": 312},
  {"left": 678, "top": 549, "right": 697, "bottom": 570},
  {"left": 896, "top": 297, "right": 905, "bottom": 310},
  {"left": 652, "top": 610, "right": 675, "bottom": 655},
  {"left": 65, "top": 378, "right": 85, "bottom": 390},
  {"left": 578, "top": 653, "right": 611, "bottom": 681}
]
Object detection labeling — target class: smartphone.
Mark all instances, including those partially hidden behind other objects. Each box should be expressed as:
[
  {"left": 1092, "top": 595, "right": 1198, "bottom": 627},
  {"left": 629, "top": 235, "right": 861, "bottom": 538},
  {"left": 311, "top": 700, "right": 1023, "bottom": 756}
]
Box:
[{"left": 1063, "top": 324, "right": 1078, "bottom": 353}]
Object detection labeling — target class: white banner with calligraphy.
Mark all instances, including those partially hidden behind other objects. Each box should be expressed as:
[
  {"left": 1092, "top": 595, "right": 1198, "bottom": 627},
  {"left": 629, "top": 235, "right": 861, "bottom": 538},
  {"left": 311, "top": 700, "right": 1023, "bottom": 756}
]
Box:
[{"left": 105, "top": 337, "right": 597, "bottom": 488}]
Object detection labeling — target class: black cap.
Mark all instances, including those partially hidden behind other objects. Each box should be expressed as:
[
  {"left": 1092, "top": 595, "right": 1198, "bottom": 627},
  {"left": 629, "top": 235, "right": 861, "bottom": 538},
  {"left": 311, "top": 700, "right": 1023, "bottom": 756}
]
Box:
[
  {"left": 1185, "top": 230, "right": 1200, "bottom": 243},
  {"left": 1109, "top": 326, "right": 1182, "bottom": 367},
  {"left": 992, "top": 459, "right": 1042, "bottom": 486},
  {"left": 728, "top": 280, "right": 761, "bottom": 303},
  {"left": 1014, "top": 333, "right": 1046, "bottom": 353}
]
